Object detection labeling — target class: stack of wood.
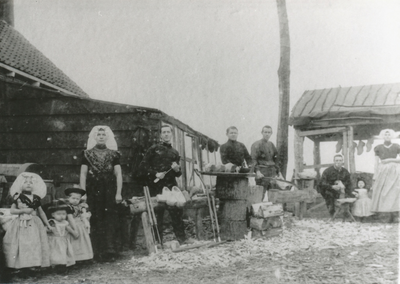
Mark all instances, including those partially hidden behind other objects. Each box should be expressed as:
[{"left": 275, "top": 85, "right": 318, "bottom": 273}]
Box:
[{"left": 250, "top": 202, "right": 283, "bottom": 239}]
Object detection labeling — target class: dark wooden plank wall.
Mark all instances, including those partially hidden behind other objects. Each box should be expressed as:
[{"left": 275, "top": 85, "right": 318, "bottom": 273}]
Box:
[{"left": 0, "top": 80, "right": 219, "bottom": 199}]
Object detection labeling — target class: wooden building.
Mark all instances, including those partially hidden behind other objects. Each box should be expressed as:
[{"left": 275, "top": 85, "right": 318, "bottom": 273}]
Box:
[
  {"left": 289, "top": 83, "right": 400, "bottom": 180},
  {"left": 0, "top": 19, "right": 219, "bottom": 198}
]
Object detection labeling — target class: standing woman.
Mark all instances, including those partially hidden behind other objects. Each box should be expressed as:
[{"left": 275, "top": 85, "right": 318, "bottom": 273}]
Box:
[
  {"left": 80, "top": 126, "right": 123, "bottom": 260},
  {"left": 371, "top": 129, "right": 400, "bottom": 222}
]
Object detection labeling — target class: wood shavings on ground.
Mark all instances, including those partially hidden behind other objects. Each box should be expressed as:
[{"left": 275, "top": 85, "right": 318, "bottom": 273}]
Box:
[{"left": 126, "top": 219, "right": 391, "bottom": 272}]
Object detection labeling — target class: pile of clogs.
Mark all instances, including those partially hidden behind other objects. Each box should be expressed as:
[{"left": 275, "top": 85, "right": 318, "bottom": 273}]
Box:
[{"left": 156, "top": 186, "right": 190, "bottom": 207}]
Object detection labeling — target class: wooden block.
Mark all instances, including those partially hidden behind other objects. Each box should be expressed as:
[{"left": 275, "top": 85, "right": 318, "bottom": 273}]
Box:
[
  {"left": 250, "top": 217, "right": 269, "bottom": 230},
  {"left": 251, "top": 202, "right": 273, "bottom": 216},
  {"left": 257, "top": 204, "right": 283, "bottom": 218},
  {"left": 266, "top": 216, "right": 283, "bottom": 228}
]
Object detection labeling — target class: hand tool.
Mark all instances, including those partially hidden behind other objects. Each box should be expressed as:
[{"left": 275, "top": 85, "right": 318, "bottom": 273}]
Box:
[{"left": 154, "top": 168, "right": 173, "bottom": 183}]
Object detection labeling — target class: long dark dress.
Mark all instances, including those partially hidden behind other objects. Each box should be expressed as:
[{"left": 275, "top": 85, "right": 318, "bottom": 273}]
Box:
[{"left": 82, "top": 144, "right": 122, "bottom": 256}]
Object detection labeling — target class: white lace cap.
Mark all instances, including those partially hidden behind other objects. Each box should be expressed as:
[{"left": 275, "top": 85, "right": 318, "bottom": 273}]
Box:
[
  {"left": 10, "top": 172, "right": 47, "bottom": 199},
  {"left": 87, "top": 125, "right": 118, "bottom": 150}
]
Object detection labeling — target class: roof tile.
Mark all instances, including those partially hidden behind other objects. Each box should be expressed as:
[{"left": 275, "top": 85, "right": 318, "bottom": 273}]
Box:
[{"left": 0, "top": 21, "right": 88, "bottom": 98}]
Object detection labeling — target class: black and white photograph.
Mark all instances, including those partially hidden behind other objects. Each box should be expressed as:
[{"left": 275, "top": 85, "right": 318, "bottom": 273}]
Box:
[{"left": 0, "top": 0, "right": 399, "bottom": 283}]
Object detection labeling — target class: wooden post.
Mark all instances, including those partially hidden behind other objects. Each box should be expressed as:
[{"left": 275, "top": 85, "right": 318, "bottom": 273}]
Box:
[
  {"left": 348, "top": 126, "right": 356, "bottom": 173},
  {"left": 294, "top": 129, "right": 304, "bottom": 177},
  {"left": 342, "top": 130, "right": 349, "bottom": 170},
  {"left": 276, "top": 0, "right": 291, "bottom": 178},
  {"left": 141, "top": 212, "right": 156, "bottom": 254},
  {"left": 294, "top": 129, "right": 304, "bottom": 219},
  {"left": 313, "top": 140, "right": 321, "bottom": 178}
]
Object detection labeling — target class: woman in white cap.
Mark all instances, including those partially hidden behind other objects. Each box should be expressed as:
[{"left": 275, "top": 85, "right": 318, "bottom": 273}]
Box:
[
  {"left": 371, "top": 129, "right": 400, "bottom": 222},
  {"left": 79, "top": 126, "right": 123, "bottom": 261}
]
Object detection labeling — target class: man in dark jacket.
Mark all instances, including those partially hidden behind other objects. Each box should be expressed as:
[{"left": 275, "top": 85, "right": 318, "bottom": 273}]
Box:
[
  {"left": 251, "top": 125, "right": 280, "bottom": 190},
  {"left": 138, "top": 124, "right": 188, "bottom": 244},
  {"left": 319, "top": 154, "right": 353, "bottom": 216},
  {"left": 220, "top": 126, "right": 252, "bottom": 168}
]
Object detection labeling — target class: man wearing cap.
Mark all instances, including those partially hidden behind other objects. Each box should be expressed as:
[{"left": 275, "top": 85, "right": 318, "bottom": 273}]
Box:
[
  {"left": 251, "top": 126, "right": 280, "bottom": 190},
  {"left": 319, "top": 154, "right": 353, "bottom": 216},
  {"left": 220, "top": 126, "right": 252, "bottom": 169}
]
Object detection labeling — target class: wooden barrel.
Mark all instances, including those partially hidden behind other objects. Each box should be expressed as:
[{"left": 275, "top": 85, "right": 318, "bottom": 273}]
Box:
[
  {"left": 216, "top": 177, "right": 249, "bottom": 199},
  {"left": 216, "top": 176, "right": 264, "bottom": 241},
  {"left": 220, "top": 200, "right": 247, "bottom": 221},
  {"left": 216, "top": 177, "right": 264, "bottom": 202},
  {"left": 219, "top": 219, "right": 248, "bottom": 241}
]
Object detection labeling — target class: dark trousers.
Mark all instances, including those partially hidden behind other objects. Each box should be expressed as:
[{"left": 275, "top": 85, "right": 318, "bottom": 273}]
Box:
[
  {"left": 324, "top": 195, "right": 336, "bottom": 216},
  {"left": 320, "top": 190, "right": 339, "bottom": 217},
  {"left": 131, "top": 206, "right": 187, "bottom": 246},
  {"left": 155, "top": 206, "right": 186, "bottom": 244}
]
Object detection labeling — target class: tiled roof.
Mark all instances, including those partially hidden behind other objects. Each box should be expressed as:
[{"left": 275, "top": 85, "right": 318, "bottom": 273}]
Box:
[
  {"left": 289, "top": 83, "right": 400, "bottom": 126},
  {"left": 0, "top": 20, "right": 89, "bottom": 98}
]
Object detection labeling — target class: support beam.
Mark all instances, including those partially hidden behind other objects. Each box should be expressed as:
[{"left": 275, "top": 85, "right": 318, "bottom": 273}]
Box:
[
  {"left": 348, "top": 126, "right": 356, "bottom": 173},
  {"left": 342, "top": 130, "right": 349, "bottom": 170},
  {"left": 294, "top": 129, "right": 304, "bottom": 176},
  {"left": 313, "top": 140, "right": 321, "bottom": 178},
  {"left": 298, "top": 127, "right": 347, "bottom": 137}
]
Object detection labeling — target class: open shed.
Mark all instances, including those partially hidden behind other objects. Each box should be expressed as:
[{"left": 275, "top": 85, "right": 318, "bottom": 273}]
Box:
[{"left": 289, "top": 83, "right": 400, "bottom": 179}]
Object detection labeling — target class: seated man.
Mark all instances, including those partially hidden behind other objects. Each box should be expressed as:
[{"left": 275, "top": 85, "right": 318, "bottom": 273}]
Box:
[
  {"left": 251, "top": 125, "right": 280, "bottom": 190},
  {"left": 219, "top": 126, "right": 252, "bottom": 170},
  {"left": 319, "top": 154, "right": 353, "bottom": 216}
]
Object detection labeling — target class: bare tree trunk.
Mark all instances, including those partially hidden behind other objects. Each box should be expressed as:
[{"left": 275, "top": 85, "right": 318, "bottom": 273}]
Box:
[{"left": 276, "top": 0, "right": 290, "bottom": 178}]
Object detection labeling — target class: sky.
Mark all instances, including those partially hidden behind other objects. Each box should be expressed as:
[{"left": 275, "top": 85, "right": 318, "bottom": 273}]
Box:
[{"left": 13, "top": 0, "right": 400, "bottom": 176}]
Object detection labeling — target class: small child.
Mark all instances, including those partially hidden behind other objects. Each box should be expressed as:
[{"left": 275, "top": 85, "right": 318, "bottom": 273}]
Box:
[
  {"left": 44, "top": 200, "right": 78, "bottom": 269},
  {"left": 2, "top": 172, "right": 51, "bottom": 269},
  {"left": 64, "top": 187, "right": 93, "bottom": 262},
  {"left": 352, "top": 179, "right": 372, "bottom": 221}
]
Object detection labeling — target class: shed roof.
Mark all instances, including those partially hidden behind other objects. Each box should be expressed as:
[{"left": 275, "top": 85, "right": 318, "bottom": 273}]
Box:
[
  {"left": 0, "top": 20, "right": 89, "bottom": 98},
  {"left": 289, "top": 83, "right": 400, "bottom": 128}
]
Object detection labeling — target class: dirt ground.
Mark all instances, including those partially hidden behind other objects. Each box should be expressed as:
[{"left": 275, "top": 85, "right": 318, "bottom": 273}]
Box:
[
  {"left": 5, "top": 219, "right": 398, "bottom": 284},
  {"left": 3, "top": 195, "right": 399, "bottom": 284}
]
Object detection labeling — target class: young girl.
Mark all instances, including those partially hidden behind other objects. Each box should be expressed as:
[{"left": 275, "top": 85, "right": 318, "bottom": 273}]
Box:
[
  {"left": 64, "top": 187, "right": 93, "bottom": 261},
  {"left": 45, "top": 200, "right": 79, "bottom": 269},
  {"left": 2, "top": 172, "right": 51, "bottom": 269},
  {"left": 352, "top": 179, "right": 373, "bottom": 221}
]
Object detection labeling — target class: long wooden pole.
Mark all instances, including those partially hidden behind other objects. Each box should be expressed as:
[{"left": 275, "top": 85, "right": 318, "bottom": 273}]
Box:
[{"left": 276, "top": 0, "right": 291, "bottom": 178}]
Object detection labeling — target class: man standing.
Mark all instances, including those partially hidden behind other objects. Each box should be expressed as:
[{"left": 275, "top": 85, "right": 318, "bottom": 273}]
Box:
[
  {"left": 220, "top": 126, "right": 252, "bottom": 169},
  {"left": 251, "top": 126, "right": 280, "bottom": 188},
  {"left": 139, "top": 124, "right": 189, "bottom": 244},
  {"left": 319, "top": 154, "right": 353, "bottom": 216}
]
